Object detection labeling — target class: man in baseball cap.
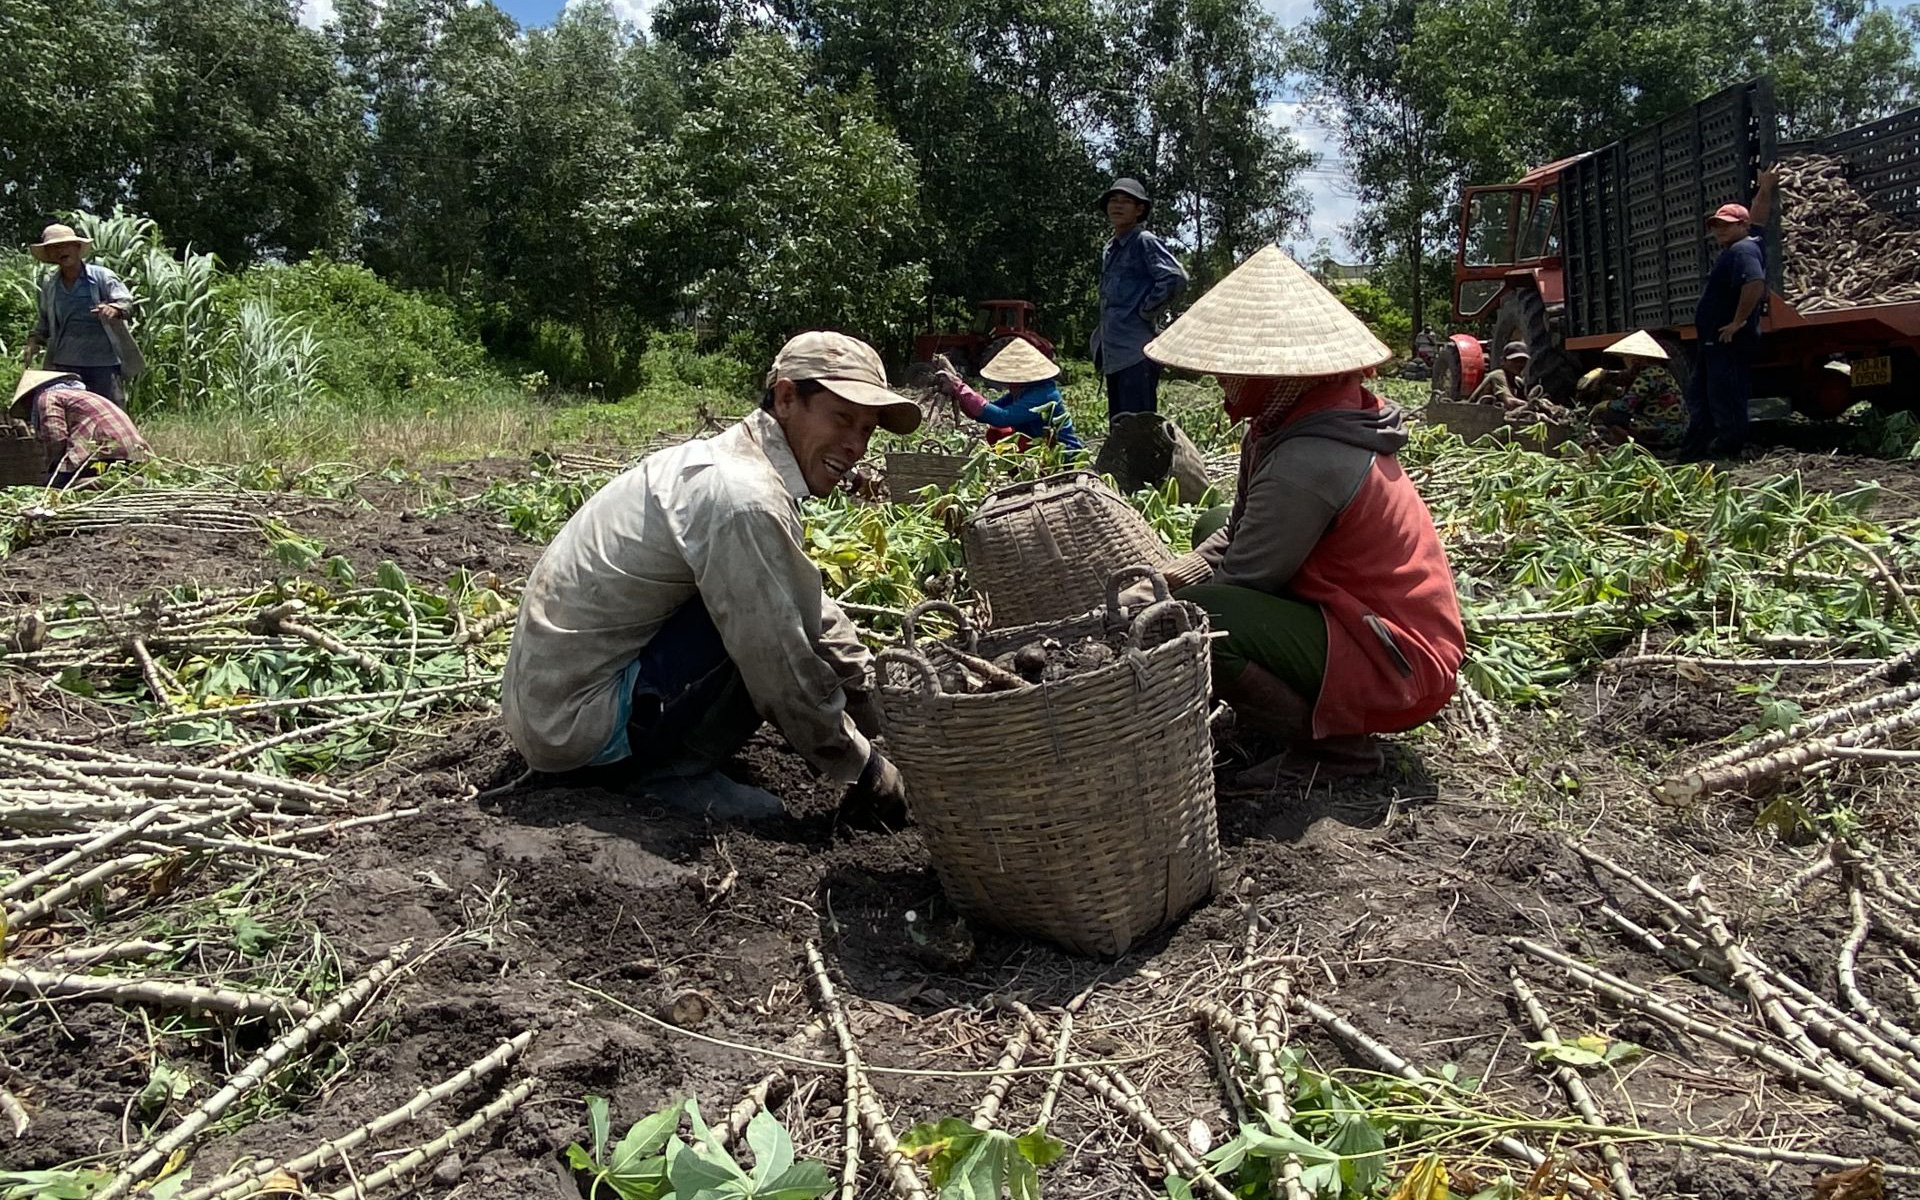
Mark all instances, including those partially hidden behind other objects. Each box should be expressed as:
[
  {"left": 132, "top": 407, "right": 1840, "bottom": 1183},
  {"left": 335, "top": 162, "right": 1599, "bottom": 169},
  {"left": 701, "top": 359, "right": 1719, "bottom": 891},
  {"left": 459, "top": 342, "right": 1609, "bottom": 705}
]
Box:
[
  {"left": 1467, "top": 341, "right": 1533, "bottom": 406},
  {"left": 502, "top": 330, "right": 915, "bottom": 825},
  {"left": 1681, "top": 167, "right": 1779, "bottom": 461}
]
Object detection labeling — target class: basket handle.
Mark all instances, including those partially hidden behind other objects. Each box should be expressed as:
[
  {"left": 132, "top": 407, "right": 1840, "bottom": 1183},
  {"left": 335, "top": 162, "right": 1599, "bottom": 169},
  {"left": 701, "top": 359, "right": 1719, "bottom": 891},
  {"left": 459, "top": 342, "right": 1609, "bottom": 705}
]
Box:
[
  {"left": 876, "top": 649, "right": 942, "bottom": 696},
  {"left": 1128, "top": 598, "right": 1194, "bottom": 651},
  {"left": 1105, "top": 565, "right": 1171, "bottom": 617},
  {"left": 900, "top": 599, "right": 977, "bottom": 652}
]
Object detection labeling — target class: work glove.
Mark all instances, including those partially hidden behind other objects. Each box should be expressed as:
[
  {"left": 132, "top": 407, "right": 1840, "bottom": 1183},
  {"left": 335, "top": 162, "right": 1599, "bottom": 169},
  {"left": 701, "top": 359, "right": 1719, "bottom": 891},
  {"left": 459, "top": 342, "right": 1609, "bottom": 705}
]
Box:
[{"left": 839, "top": 750, "right": 909, "bottom": 830}]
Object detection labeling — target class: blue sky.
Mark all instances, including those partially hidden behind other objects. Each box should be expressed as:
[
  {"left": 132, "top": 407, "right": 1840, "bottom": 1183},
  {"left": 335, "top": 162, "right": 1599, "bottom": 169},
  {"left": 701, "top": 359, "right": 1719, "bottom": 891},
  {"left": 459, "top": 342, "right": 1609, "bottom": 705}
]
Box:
[{"left": 298, "top": 0, "right": 1353, "bottom": 256}]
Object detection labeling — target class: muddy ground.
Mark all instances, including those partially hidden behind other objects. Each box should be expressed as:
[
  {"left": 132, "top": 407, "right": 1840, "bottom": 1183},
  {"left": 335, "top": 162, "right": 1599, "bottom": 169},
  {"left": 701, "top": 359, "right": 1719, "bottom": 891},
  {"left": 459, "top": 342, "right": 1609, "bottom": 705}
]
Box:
[{"left": 5, "top": 448, "right": 1920, "bottom": 1199}]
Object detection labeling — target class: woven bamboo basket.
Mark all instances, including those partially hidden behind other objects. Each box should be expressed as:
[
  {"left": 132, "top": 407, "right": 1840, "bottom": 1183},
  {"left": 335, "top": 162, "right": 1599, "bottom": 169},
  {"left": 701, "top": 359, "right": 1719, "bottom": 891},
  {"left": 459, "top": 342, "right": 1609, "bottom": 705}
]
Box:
[
  {"left": 875, "top": 570, "right": 1220, "bottom": 957},
  {"left": 0, "top": 430, "right": 44, "bottom": 487},
  {"left": 962, "top": 471, "right": 1172, "bottom": 628},
  {"left": 1425, "top": 401, "right": 1572, "bottom": 450},
  {"left": 886, "top": 442, "right": 969, "bottom": 495}
]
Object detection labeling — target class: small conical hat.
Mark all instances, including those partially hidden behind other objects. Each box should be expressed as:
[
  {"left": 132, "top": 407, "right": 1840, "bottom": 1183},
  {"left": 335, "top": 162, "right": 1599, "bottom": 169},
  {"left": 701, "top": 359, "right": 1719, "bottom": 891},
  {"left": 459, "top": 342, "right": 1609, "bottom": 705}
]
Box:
[
  {"left": 981, "top": 338, "right": 1059, "bottom": 384},
  {"left": 1145, "top": 245, "right": 1391, "bottom": 377},
  {"left": 11, "top": 369, "right": 79, "bottom": 411},
  {"left": 1606, "top": 330, "right": 1668, "bottom": 362}
]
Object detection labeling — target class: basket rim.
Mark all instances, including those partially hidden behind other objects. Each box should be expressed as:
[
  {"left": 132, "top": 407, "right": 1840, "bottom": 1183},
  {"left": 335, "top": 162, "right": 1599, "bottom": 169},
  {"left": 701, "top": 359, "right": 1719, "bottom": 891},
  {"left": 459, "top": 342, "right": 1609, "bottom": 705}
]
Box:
[{"left": 875, "top": 601, "right": 1209, "bottom": 701}]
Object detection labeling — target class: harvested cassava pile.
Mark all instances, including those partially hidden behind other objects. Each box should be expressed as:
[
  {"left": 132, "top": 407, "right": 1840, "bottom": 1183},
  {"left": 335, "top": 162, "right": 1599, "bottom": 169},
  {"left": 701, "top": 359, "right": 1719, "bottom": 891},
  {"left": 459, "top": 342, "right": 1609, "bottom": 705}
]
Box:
[{"left": 1779, "top": 153, "right": 1920, "bottom": 312}]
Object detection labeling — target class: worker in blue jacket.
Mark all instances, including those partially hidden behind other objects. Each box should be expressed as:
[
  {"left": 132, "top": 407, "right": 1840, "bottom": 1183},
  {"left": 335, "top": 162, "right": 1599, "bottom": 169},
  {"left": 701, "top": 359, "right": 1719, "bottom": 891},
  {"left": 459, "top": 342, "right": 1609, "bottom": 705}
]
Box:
[
  {"left": 934, "top": 339, "right": 1082, "bottom": 449},
  {"left": 1090, "top": 177, "right": 1188, "bottom": 416}
]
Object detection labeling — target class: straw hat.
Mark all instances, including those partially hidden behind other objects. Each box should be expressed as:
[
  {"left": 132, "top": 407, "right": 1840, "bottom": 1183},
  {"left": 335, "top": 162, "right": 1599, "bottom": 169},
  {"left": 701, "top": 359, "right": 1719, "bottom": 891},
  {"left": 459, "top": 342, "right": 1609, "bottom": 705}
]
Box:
[
  {"left": 30, "top": 223, "right": 92, "bottom": 264},
  {"left": 1144, "top": 245, "right": 1391, "bottom": 378},
  {"left": 9, "top": 369, "right": 80, "bottom": 416},
  {"left": 1606, "top": 330, "right": 1669, "bottom": 362},
  {"left": 981, "top": 338, "right": 1059, "bottom": 385}
]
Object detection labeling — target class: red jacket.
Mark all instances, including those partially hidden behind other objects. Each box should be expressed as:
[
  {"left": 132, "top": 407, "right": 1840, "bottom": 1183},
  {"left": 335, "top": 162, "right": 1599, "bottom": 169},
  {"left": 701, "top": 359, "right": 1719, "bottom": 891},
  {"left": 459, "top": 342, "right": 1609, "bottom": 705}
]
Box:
[{"left": 1216, "top": 380, "right": 1464, "bottom": 737}]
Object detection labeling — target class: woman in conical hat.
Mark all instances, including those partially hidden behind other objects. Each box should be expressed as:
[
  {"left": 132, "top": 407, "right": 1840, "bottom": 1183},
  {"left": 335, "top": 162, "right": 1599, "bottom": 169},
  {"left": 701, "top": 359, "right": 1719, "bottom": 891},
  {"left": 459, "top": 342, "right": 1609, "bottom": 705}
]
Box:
[
  {"left": 1143, "top": 244, "right": 1465, "bottom": 782},
  {"left": 932, "top": 338, "right": 1082, "bottom": 449},
  {"left": 1577, "top": 331, "right": 1684, "bottom": 451}
]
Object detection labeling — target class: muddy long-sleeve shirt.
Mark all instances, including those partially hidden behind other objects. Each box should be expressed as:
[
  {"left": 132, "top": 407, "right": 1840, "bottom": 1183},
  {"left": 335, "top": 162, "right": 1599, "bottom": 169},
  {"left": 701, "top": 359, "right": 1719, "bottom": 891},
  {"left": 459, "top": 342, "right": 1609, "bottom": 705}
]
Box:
[{"left": 501, "top": 408, "right": 873, "bottom": 779}]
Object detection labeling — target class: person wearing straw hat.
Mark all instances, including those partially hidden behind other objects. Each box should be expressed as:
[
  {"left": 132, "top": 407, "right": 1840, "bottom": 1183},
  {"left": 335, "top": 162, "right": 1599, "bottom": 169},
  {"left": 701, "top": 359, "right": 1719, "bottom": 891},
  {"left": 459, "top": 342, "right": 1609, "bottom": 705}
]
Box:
[
  {"left": 1091, "top": 178, "right": 1188, "bottom": 416},
  {"left": 8, "top": 370, "right": 150, "bottom": 487},
  {"left": 20, "top": 223, "right": 137, "bottom": 407},
  {"left": 930, "top": 339, "right": 1082, "bottom": 450},
  {"left": 1577, "top": 330, "right": 1684, "bottom": 451},
  {"left": 501, "top": 331, "right": 919, "bottom": 825},
  {"left": 1137, "top": 245, "right": 1465, "bottom": 782}
]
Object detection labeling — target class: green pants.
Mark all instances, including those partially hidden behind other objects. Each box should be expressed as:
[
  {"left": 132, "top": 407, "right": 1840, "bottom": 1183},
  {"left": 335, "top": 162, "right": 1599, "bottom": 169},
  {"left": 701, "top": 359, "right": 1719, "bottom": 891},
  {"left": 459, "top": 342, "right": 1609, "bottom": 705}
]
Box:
[
  {"left": 1191, "top": 504, "right": 1232, "bottom": 546},
  {"left": 1178, "top": 582, "right": 1327, "bottom": 699}
]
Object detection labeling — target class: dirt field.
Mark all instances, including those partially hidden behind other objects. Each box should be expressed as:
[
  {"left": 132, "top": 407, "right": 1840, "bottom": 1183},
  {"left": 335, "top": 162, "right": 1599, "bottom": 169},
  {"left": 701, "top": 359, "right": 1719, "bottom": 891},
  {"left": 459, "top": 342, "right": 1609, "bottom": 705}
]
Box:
[{"left": 5, "top": 446, "right": 1920, "bottom": 1200}]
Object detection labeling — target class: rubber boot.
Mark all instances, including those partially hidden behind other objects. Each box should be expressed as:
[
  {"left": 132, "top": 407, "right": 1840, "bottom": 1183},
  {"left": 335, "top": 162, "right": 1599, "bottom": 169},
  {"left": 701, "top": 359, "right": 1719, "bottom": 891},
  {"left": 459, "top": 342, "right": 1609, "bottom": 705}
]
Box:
[{"left": 1214, "top": 662, "right": 1383, "bottom": 785}]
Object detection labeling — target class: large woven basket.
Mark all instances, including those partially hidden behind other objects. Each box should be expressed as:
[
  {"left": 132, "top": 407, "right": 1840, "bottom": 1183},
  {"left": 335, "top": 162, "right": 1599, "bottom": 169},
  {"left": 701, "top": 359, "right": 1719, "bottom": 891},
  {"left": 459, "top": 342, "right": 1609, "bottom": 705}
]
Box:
[
  {"left": 886, "top": 441, "right": 969, "bottom": 496},
  {"left": 0, "top": 431, "right": 43, "bottom": 487},
  {"left": 875, "top": 570, "right": 1220, "bottom": 957},
  {"left": 962, "top": 471, "right": 1172, "bottom": 628}
]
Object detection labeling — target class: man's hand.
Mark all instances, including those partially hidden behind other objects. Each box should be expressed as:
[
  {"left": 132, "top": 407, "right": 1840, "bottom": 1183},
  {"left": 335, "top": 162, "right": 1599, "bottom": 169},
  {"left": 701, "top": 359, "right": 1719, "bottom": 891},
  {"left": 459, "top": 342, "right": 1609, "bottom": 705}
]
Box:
[
  {"left": 1757, "top": 165, "right": 1780, "bottom": 191},
  {"left": 19, "top": 339, "right": 39, "bottom": 366},
  {"left": 1718, "top": 321, "right": 1741, "bottom": 343},
  {"left": 840, "top": 751, "right": 909, "bottom": 829},
  {"left": 91, "top": 303, "right": 124, "bottom": 323}
]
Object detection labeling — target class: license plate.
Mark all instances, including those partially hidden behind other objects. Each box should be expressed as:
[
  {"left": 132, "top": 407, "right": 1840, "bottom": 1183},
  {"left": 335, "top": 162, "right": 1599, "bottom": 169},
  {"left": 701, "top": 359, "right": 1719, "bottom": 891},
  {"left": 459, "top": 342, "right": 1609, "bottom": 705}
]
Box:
[{"left": 1853, "top": 356, "right": 1893, "bottom": 387}]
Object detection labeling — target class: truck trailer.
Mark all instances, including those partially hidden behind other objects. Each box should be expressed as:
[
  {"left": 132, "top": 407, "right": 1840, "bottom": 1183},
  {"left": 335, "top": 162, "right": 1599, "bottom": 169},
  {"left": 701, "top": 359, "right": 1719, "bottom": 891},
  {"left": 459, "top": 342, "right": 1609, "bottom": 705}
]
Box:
[{"left": 1435, "top": 78, "right": 1920, "bottom": 417}]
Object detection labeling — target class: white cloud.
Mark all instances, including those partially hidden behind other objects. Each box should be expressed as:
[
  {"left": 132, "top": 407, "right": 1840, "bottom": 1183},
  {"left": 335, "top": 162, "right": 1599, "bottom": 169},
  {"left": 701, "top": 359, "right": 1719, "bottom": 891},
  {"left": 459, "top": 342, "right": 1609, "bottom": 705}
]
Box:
[
  {"left": 296, "top": 0, "right": 336, "bottom": 29},
  {"left": 570, "top": 0, "right": 661, "bottom": 32},
  {"left": 1269, "top": 99, "right": 1362, "bottom": 261}
]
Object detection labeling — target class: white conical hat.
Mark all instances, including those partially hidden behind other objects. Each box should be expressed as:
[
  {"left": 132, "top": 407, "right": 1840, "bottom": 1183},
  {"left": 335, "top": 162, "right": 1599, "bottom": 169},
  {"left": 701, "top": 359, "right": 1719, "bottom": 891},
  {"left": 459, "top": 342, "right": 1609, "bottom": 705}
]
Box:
[
  {"left": 981, "top": 338, "right": 1059, "bottom": 384},
  {"left": 1606, "top": 330, "right": 1668, "bottom": 362},
  {"left": 1145, "top": 245, "right": 1391, "bottom": 377}
]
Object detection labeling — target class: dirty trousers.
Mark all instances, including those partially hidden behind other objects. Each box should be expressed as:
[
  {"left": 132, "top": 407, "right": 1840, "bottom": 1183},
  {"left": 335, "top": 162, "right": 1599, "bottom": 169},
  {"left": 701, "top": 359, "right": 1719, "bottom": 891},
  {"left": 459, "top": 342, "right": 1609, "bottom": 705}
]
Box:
[{"left": 1177, "top": 582, "right": 1328, "bottom": 699}]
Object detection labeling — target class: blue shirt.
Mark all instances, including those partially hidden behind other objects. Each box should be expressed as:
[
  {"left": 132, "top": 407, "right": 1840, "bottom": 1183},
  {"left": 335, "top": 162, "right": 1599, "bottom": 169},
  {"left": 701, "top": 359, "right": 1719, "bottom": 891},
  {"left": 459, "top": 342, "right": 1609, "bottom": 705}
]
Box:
[
  {"left": 971, "top": 380, "right": 1083, "bottom": 448},
  {"left": 1694, "top": 234, "right": 1765, "bottom": 341},
  {"left": 1089, "top": 228, "right": 1188, "bottom": 374}
]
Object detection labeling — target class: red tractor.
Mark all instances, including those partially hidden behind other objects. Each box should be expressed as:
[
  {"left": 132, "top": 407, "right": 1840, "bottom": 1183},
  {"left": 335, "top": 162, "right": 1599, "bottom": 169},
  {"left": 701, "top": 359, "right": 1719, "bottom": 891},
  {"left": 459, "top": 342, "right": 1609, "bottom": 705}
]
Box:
[{"left": 912, "top": 300, "right": 1056, "bottom": 380}]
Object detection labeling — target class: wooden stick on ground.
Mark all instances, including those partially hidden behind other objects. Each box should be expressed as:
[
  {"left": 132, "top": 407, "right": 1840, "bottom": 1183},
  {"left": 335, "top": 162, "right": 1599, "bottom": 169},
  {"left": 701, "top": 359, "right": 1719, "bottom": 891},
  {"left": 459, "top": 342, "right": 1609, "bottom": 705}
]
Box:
[
  {"left": 1510, "top": 968, "right": 1639, "bottom": 1200},
  {"left": 1037, "top": 984, "right": 1094, "bottom": 1128},
  {"left": 1009, "top": 1003, "right": 1237, "bottom": 1200},
  {"left": 1289, "top": 993, "right": 1588, "bottom": 1191},
  {"left": 1511, "top": 936, "right": 1920, "bottom": 1138},
  {"left": 98, "top": 943, "right": 412, "bottom": 1200},
  {"left": 0, "top": 1083, "right": 28, "bottom": 1138},
  {"left": 0, "top": 804, "right": 175, "bottom": 901},
  {"left": 971, "top": 1025, "right": 1031, "bottom": 1130},
  {"left": 714, "top": 1070, "right": 790, "bottom": 1151},
  {"left": 317, "top": 1077, "right": 540, "bottom": 1200},
  {"left": 5, "top": 852, "right": 159, "bottom": 930},
  {"left": 0, "top": 964, "right": 312, "bottom": 1022},
  {"left": 177, "top": 1030, "right": 537, "bottom": 1200},
  {"left": 804, "top": 943, "right": 927, "bottom": 1200}
]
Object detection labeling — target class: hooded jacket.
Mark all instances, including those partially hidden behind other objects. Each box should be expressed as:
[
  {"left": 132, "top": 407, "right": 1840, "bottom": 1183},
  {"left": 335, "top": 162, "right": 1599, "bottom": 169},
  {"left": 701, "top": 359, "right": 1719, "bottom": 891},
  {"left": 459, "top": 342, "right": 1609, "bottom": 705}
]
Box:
[{"left": 1194, "top": 378, "right": 1464, "bottom": 736}]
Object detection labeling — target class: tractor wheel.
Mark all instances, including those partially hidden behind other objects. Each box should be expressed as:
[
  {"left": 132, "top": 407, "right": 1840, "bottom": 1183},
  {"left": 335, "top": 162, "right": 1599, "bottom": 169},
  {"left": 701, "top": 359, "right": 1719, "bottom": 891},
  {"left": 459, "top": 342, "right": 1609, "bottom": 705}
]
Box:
[
  {"left": 1430, "top": 341, "right": 1464, "bottom": 404},
  {"left": 1492, "top": 288, "right": 1578, "bottom": 404}
]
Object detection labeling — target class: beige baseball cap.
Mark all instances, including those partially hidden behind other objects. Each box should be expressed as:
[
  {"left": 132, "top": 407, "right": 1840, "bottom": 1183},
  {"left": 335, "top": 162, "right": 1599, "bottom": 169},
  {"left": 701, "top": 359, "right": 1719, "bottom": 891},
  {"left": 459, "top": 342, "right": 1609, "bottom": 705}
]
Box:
[{"left": 767, "top": 331, "right": 921, "bottom": 435}]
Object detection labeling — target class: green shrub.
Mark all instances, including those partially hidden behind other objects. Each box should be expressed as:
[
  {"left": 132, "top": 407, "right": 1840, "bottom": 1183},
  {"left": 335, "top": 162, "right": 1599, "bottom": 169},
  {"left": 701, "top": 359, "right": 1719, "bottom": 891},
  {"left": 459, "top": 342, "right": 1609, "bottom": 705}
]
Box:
[
  {"left": 231, "top": 258, "right": 499, "bottom": 402},
  {"left": 1335, "top": 282, "right": 1413, "bottom": 355}
]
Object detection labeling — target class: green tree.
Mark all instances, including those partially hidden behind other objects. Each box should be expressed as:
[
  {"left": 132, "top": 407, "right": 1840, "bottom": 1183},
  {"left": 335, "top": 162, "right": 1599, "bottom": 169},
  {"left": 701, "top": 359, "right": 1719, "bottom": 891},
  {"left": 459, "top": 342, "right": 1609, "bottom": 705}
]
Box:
[
  {"left": 0, "top": 0, "right": 150, "bottom": 242},
  {"left": 1104, "top": 0, "right": 1311, "bottom": 289},
  {"left": 591, "top": 33, "right": 928, "bottom": 355},
  {"left": 128, "top": 0, "right": 361, "bottom": 262}
]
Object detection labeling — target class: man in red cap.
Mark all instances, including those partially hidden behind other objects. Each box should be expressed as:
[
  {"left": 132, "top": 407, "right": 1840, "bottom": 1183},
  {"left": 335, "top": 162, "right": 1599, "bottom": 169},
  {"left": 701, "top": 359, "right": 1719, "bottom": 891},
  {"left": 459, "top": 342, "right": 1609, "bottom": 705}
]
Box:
[{"left": 1681, "top": 168, "right": 1777, "bottom": 461}]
